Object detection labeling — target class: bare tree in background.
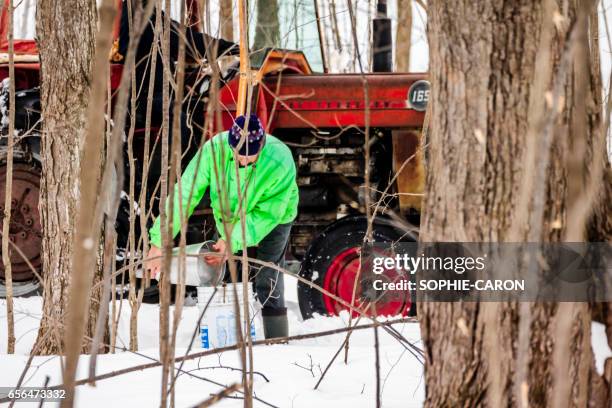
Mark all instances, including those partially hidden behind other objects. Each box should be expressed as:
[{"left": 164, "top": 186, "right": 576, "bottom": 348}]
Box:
[
  {"left": 420, "top": 0, "right": 610, "bottom": 406},
  {"left": 253, "top": 0, "right": 280, "bottom": 50},
  {"left": 395, "top": 0, "right": 411, "bottom": 72},
  {"left": 219, "top": 0, "right": 234, "bottom": 41},
  {"left": 33, "top": 0, "right": 98, "bottom": 355}
]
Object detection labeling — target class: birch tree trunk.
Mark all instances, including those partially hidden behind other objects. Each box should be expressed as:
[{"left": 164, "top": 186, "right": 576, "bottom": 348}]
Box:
[
  {"left": 419, "top": 0, "right": 610, "bottom": 406},
  {"left": 33, "top": 0, "right": 97, "bottom": 355}
]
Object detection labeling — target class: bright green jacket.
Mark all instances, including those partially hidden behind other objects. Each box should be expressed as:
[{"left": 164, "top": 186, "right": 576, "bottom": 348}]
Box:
[{"left": 149, "top": 132, "right": 299, "bottom": 253}]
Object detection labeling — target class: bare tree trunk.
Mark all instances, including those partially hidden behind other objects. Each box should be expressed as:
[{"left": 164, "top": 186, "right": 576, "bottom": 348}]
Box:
[
  {"left": 159, "top": 1, "right": 173, "bottom": 406},
  {"left": 235, "top": 1, "right": 253, "bottom": 406},
  {"left": 2, "top": 0, "right": 16, "bottom": 354},
  {"left": 419, "top": 1, "right": 609, "bottom": 407},
  {"left": 395, "top": 0, "right": 411, "bottom": 72},
  {"left": 126, "top": 0, "right": 140, "bottom": 353},
  {"left": 33, "top": 0, "right": 97, "bottom": 356},
  {"left": 167, "top": 2, "right": 187, "bottom": 406},
  {"left": 329, "top": 0, "right": 343, "bottom": 53},
  {"left": 253, "top": 0, "right": 280, "bottom": 50},
  {"left": 219, "top": 0, "right": 233, "bottom": 41}
]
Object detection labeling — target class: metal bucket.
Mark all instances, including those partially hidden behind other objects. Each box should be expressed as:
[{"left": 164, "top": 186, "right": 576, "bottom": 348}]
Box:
[{"left": 168, "top": 241, "right": 226, "bottom": 286}]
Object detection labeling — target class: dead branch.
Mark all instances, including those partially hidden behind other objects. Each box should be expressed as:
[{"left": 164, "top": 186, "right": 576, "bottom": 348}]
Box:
[
  {"left": 189, "top": 363, "right": 271, "bottom": 383},
  {"left": 7, "top": 328, "right": 55, "bottom": 408},
  {"left": 88, "top": 219, "right": 117, "bottom": 382},
  {"left": 293, "top": 354, "right": 318, "bottom": 378},
  {"left": 315, "top": 319, "right": 361, "bottom": 389},
  {"left": 166, "top": 284, "right": 219, "bottom": 395},
  {"left": 192, "top": 383, "right": 242, "bottom": 408}
]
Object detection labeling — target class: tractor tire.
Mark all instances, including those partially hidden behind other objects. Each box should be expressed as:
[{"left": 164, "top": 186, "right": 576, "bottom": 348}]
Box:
[
  {"left": 297, "top": 215, "right": 416, "bottom": 319},
  {"left": 0, "top": 158, "right": 44, "bottom": 298}
]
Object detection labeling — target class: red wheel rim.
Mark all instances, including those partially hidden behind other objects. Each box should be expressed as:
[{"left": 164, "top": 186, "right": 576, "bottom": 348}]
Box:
[
  {"left": 322, "top": 247, "right": 411, "bottom": 317},
  {"left": 0, "top": 163, "right": 42, "bottom": 281}
]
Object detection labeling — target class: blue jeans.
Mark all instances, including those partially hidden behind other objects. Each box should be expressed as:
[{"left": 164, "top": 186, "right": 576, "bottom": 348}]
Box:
[{"left": 225, "top": 222, "right": 292, "bottom": 314}]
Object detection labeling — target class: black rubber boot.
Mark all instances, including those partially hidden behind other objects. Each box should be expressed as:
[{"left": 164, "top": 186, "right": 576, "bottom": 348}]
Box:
[{"left": 262, "top": 308, "right": 288, "bottom": 339}]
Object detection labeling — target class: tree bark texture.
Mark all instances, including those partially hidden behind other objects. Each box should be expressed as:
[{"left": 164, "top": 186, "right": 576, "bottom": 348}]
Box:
[
  {"left": 33, "top": 0, "right": 97, "bottom": 355},
  {"left": 419, "top": 1, "right": 609, "bottom": 407}
]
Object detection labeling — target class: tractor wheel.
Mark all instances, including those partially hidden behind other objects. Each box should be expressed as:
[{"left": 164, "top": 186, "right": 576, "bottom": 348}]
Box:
[
  {"left": 298, "top": 215, "right": 415, "bottom": 319},
  {"left": 0, "top": 161, "right": 43, "bottom": 298}
]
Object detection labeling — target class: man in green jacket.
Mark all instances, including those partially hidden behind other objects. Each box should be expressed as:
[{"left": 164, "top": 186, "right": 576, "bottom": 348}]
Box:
[{"left": 147, "top": 114, "right": 299, "bottom": 338}]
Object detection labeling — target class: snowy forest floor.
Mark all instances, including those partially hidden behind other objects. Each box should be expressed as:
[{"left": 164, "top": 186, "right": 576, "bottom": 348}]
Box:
[
  {"left": 0, "top": 276, "right": 610, "bottom": 407},
  {"left": 0, "top": 277, "right": 427, "bottom": 407}
]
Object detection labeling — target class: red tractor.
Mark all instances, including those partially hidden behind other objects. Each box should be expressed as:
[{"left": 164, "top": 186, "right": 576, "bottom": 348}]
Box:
[{"left": 0, "top": 0, "right": 427, "bottom": 318}]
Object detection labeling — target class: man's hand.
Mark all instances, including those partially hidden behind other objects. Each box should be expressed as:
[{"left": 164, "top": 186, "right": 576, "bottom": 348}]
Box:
[
  {"left": 204, "top": 239, "right": 227, "bottom": 266},
  {"left": 146, "top": 245, "right": 163, "bottom": 279}
]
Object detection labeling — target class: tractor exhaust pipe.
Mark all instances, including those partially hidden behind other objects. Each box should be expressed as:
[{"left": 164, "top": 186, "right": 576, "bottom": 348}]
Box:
[{"left": 372, "top": 0, "right": 392, "bottom": 72}]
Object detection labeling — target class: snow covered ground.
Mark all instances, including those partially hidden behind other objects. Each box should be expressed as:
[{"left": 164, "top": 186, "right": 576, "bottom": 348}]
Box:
[
  {"left": 1, "top": 276, "right": 611, "bottom": 407},
  {"left": 0, "top": 277, "right": 426, "bottom": 407}
]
